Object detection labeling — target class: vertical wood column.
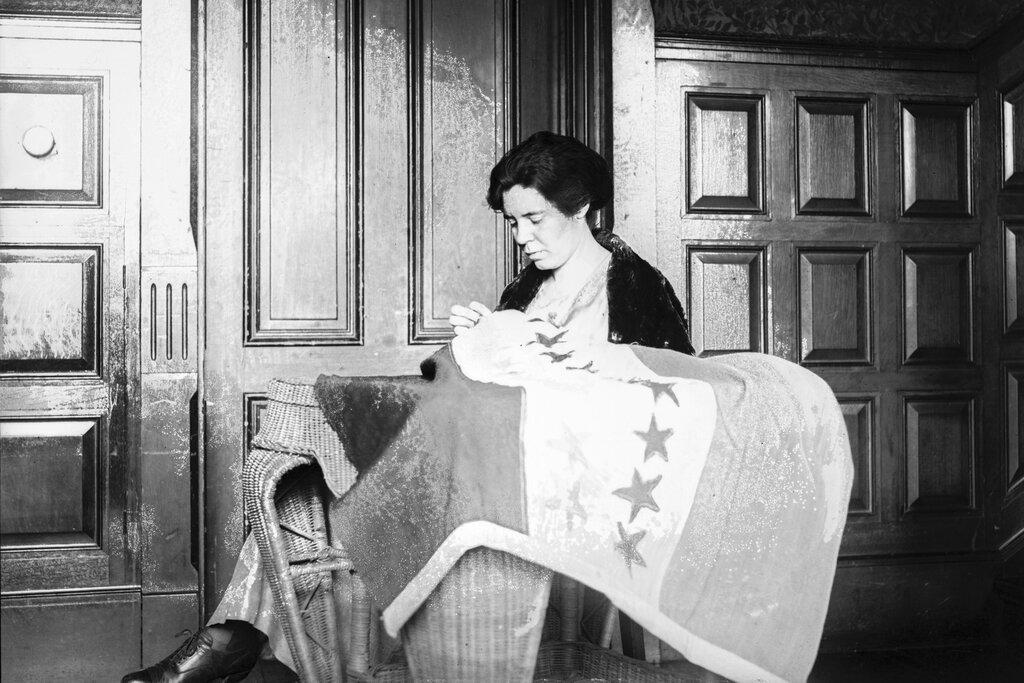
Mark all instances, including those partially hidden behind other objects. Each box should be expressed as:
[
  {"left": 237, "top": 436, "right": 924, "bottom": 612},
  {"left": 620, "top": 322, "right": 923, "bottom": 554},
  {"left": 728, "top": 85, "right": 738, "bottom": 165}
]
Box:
[{"left": 140, "top": 0, "right": 201, "bottom": 654}]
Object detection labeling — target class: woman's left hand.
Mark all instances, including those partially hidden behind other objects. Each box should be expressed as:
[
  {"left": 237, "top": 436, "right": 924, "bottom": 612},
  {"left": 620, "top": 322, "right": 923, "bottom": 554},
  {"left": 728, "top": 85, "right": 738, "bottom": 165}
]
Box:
[{"left": 449, "top": 301, "right": 492, "bottom": 336}]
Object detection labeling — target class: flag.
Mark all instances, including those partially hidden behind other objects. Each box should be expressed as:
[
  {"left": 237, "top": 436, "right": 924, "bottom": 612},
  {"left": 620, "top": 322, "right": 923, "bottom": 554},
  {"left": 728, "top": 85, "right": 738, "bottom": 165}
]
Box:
[{"left": 315, "top": 311, "right": 853, "bottom": 683}]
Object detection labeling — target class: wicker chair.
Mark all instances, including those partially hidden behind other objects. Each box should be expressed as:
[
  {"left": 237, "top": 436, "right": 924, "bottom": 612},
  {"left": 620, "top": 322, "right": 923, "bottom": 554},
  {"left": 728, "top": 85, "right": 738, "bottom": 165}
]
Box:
[{"left": 244, "top": 378, "right": 717, "bottom": 682}]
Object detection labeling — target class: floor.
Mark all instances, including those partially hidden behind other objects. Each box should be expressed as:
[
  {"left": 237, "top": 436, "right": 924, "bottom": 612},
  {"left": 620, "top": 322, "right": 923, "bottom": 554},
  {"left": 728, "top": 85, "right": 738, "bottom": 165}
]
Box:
[{"left": 808, "top": 644, "right": 1024, "bottom": 683}]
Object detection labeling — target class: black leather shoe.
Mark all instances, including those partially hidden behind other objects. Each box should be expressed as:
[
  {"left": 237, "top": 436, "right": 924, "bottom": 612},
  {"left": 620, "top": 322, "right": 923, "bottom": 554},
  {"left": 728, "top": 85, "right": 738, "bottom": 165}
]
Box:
[{"left": 121, "top": 620, "right": 267, "bottom": 682}]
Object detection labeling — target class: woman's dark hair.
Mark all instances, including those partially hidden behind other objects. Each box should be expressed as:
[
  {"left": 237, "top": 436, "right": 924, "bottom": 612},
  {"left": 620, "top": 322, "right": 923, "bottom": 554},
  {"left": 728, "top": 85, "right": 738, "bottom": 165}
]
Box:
[{"left": 487, "top": 131, "right": 612, "bottom": 226}]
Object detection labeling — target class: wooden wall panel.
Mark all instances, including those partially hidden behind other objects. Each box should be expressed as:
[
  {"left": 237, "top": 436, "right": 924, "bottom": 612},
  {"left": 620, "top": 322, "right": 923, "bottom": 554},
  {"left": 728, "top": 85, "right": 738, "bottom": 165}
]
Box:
[
  {"left": 410, "top": 0, "right": 514, "bottom": 342},
  {"left": 0, "top": 246, "right": 99, "bottom": 376},
  {"left": 1006, "top": 219, "right": 1024, "bottom": 336},
  {"left": 685, "top": 93, "right": 765, "bottom": 213},
  {"left": 0, "top": 76, "right": 101, "bottom": 207},
  {"left": 245, "top": 0, "right": 360, "bottom": 345},
  {"left": 0, "top": 419, "right": 99, "bottom": 539},
  {"left": 899, "top": 100, "right": 972, "bottom": 217},
  {"left": 795, "top": 97, "right": 869, "bottom": 215},
  {"left": 1008, "top": 366, "right": 1023, "bottom": 490},
  {"left": 0, "top": 587, "right": 141, "bottom": 680},
  {"left": 838, "top": 397, "right": 875, "bottom": 515},
  {"left": 905, "top": 395, "right": 976, "bottom": 512},
  {"left": 1002, "top": 78, "right": 1024, "bottom": 188},
  {"left": 798, "top": 248, "right": 871, "bottom": 365},
  {"left": 686, "top": 246, "right": 765, "bottom": 356},
  {"left": 902, "top": 248, "right": 973, "bottom": 365}
]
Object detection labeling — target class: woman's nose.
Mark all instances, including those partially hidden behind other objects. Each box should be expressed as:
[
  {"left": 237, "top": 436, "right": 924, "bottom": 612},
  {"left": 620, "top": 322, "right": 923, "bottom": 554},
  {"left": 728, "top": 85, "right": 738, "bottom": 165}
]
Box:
[{"left": 514, "top": 223, "right": 533, "bottom": 245}]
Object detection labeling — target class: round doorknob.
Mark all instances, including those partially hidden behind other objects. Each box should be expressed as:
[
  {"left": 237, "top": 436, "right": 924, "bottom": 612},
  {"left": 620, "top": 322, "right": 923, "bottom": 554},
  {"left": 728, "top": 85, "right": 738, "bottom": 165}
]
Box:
[{"left": 22, "top": 126, "right": 56, "bottom": 158}]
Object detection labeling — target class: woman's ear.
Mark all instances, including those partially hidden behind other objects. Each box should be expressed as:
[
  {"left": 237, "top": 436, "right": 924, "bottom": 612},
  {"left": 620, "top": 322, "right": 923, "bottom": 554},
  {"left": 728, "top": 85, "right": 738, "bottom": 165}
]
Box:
[{"left": 574, "top": 203, "right": 590, "bottom": 222}]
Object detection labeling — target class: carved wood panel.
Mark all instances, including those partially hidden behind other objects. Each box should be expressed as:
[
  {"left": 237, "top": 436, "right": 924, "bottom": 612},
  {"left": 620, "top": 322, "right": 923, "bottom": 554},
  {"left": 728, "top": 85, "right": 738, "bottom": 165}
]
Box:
[
  {"left": 902, "top": 248, "right": 974, "bottom": 365},
  {"left": 795, "top": 97, "right": 870, "bottom": 215},
  {"left": 685, "top": 93, "right": 765, "bottom": 214},
  {"left": 244, "top": 0, "right": 360, "bottom": 345},
  {"left": 0, "top": 246, "right": 100, "bottom": 377},
  {"left": 838, "top": 396, "right": 875, "bottom": 515},
  {"left": 797, "top": 248, "right": 871, "bottom": 365},
  {"left": 686, "top": 245, "right": 766, "bottom": 356},
  {"left": 1008, "top": 366, "right": 1023, "bottom": 491},
  {"left": 0, "top": 419, "right": 100, "bottom": 540},
  {"left": 0, "top": 76, "right": 101, "bottom": 207},
  {"left": 904, "top": 395, "right": 976, "bottom": 513},
  {"left": 899, "top": 100, "right": 973, "bottom": 217},
  {"left": 1005, "top": 219, "right": 1024, "bottom": 336},
  {"left": 1002, "top": 78, "right": 1024, "bottom": 189},
  {"left": 409, "top": 0, "right": 515, "bottom": 342}
]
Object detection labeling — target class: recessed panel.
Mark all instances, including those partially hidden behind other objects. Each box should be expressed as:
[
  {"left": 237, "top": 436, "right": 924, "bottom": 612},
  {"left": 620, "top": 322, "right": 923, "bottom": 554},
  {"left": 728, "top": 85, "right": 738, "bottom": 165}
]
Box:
[
  {"left": 796, "top": 98, "right": 869, "bottom": 215},
  {"left": 1002, "top": 79, "right": 1024, "bottom": 189},
  {"left": 798, "top": 248, "right": 871, "bottom": 365},
  {"left": 245, "top": 0, "right": 360, "bottom": 344},
  {"left": 902, "top": 249, "right": 973, "bottom": 365},
  {"left": 687, "top": 246, "right": 765, "bottom": 356},
  {"left": 0, "top": 419, "right": 99, "bottom": 541},
  {"left": 242, "top": 394, "right": 268, "bottom": 537},
  {"left": 685, "top": 93, "right": 765, "bottom": 213},
  {"left": 411, "top": 0, "right": 514, "bottom": 342},
  {"left": 1008, "top": 367, "right": 1023, "bottom": 490},
  {"left": 1006, "top": 220, "right": 1024, "bottom": 336},
  {"left": 0, "top": 246, "right": 100, "bottom": 376},
  {"left": 0, "top": 76, "right": 101, "bottom": 207},
  {"left": 838, "top": 397, "right": 874, "bottom": 514},
  {"left": 904, "top": 396, "right": 975, "bottom": 512},
  {"left": 899, "top": 101, "right": 972, "bottom": 217}
]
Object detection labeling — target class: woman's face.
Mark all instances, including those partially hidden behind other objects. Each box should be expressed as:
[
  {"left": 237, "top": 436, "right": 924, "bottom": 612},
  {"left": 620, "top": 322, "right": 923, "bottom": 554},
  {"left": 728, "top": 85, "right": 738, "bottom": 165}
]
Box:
[{"left": 501, "top": 184, "right": 587, "bottom": 271}]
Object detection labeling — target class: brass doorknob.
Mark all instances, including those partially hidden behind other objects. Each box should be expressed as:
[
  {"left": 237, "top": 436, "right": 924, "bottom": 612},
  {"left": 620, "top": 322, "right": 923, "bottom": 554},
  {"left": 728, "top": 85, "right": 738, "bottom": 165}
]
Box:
[{"left": 22, "top": 125, "right": 56, "bottom": 158}]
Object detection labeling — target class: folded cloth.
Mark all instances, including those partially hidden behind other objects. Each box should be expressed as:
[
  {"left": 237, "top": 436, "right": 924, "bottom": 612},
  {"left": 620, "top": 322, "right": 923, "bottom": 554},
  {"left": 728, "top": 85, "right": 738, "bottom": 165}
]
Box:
[{"left": 314, "top": 311, "right": 853, "bottom": 683}]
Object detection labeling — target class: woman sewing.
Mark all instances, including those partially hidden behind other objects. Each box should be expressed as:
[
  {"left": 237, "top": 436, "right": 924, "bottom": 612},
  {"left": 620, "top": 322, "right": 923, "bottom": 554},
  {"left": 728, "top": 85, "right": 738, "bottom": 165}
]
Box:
[
  {"left": 123, "top": 131, "right": 695, "bottom": 682},
  {"left": 452, "top": 131, "right": 694, "bottom": 355}
]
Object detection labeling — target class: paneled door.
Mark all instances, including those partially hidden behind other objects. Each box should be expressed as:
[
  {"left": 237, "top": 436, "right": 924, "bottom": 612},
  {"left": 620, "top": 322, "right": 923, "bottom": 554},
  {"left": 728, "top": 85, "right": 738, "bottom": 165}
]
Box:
[
  {"left": 655, "top": 44, "right": 1002, "bottom": 645},
  {"left": 0, "top": 20, "right": 142, "bottom": 679},
  {"left": 202, "top": 0, "right": 518, "bottom": 610}
]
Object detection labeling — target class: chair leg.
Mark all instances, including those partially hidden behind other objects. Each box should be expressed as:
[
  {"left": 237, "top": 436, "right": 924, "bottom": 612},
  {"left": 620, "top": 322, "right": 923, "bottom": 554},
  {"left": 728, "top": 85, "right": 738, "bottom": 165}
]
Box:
[
  {"left": 348, "top": 573, "right": 371, "bottom": 676},
  {"left": 256, "top": 484, "right": 319, "bottom": 682}
]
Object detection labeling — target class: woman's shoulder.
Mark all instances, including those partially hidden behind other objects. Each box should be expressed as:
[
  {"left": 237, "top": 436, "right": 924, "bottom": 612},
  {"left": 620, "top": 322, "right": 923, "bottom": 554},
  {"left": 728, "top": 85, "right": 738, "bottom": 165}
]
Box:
[{"left": 595, "top": 232, "right": 668, "bottom": 286}]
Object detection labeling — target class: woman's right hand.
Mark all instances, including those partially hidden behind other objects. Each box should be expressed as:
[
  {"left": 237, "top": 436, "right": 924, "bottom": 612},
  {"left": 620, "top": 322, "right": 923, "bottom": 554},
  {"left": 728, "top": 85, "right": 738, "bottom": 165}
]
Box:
[{"left": 449, "top": 301, "right": 492, "bottom": 336}]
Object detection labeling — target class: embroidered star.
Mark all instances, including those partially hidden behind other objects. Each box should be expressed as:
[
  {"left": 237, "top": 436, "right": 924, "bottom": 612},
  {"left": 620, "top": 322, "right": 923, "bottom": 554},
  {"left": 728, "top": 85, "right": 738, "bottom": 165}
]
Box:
[
  {"left": 567, "top": 360, "right": 597, "bottom": 374},
  {"left": 628, "top": 378, "right": 680, "bottom": 406},
  {"left": 634, "top": 415, "right": 673, "bottom": 462},
  {"left": 566, "top": 481, "right": 588, "bottom": 529},
  {"left": 542, "top": 350, "right": 575, "bottom": 363},
  {"left": 545, "top": 428, "right": 588, "bottom": 469},
  {"left": 528, "top": 329, "right": 568, "bottom": 348},
  {"left": 613, "top": 469, "right": 662, "bottom": 523},
  {"left": 614, "top": 522, "right": 647, "bottom": 573}
]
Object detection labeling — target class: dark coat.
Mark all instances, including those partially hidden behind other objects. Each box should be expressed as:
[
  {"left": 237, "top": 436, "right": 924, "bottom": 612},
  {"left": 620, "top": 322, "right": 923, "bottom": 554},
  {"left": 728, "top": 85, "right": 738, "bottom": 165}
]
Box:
[{"left": 496, "top": 231, "right": 696, "bottom": 355}]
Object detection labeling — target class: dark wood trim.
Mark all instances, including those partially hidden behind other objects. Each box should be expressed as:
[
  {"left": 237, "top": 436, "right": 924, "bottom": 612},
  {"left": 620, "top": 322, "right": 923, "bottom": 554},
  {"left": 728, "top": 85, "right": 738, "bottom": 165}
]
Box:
[
  {"left": 0, "top": 0, "right": 140, "bottom": 19},
  {"left": 655, "top": 36, "right": 977, "bottom": 73}
]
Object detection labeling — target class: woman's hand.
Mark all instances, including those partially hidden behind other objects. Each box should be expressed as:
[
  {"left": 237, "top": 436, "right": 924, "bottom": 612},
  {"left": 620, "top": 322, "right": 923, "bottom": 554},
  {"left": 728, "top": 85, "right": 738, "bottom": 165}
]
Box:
[{"left": 448, "top": 301, "right": 492, "bottom": 336}]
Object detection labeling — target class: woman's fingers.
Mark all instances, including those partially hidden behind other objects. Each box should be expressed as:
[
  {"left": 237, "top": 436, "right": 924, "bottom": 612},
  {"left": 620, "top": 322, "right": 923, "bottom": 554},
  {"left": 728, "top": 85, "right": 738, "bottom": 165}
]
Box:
[
  {"left": 448, "top": 314, "right": 476, "bottom": 328},
  {"left": 467, "top": 301, "right": 492, "bottom": 317},
  {"left": 450, "top": 304, "right": 481, "bottom": 323}
]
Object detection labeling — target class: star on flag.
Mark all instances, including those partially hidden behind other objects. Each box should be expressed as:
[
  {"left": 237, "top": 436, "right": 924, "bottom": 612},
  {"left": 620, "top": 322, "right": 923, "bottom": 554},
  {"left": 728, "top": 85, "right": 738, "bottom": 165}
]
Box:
[
  {"left": 628, "top": 378, "right": 680, "bottom": 406},
  {"left": 613, "top": 469, "right": 662, "bottom": 522},
  {"left": 614, "top": 521, "right": 647, "bottom": 573},
  {"left": 634, "top": 415, "right": 673, "bottom": 462}
]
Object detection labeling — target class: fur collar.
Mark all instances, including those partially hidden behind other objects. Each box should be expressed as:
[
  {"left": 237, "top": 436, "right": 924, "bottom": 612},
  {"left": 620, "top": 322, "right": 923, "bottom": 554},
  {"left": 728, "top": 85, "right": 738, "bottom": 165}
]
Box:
[{"left": 497, "top": 232, "right": 695, "bottom": 354}]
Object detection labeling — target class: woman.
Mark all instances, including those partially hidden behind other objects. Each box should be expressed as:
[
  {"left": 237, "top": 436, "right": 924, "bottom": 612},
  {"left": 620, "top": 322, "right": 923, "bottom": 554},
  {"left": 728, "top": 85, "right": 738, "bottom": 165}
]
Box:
[
  {"left": 124, "top": 132, "right": 694, "bottom": 682},
  {"left": 452, "top": 131, "right": 694, "bottom": 355}
]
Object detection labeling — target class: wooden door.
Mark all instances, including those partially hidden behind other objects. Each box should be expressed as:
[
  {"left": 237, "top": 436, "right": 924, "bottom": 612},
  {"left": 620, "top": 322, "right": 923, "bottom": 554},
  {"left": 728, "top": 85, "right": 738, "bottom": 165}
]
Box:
[
  {"left": 654, "top": 43, "right": 1003, "bottom": 646},
  {"left": 0, "top": 20, "right": 142, "bottom": 679},
  {"left": 202, "top": 0, "right": 609, "bottom": 612}
]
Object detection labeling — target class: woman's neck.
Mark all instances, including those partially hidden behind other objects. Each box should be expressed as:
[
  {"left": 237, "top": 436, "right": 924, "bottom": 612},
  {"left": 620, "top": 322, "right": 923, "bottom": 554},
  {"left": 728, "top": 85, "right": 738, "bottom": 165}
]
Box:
[{"left": 549, "top": 228, "right": 609, "bottom": 293}]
